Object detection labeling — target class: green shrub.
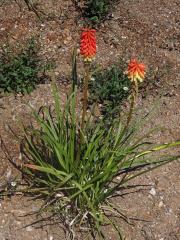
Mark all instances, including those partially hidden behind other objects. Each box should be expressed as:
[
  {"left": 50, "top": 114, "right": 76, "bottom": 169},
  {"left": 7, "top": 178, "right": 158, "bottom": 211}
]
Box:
[
  {"left": 0, "top": 38, "right": 47, "bottom": 94},
  {"left": 84, "top": 0, "right": 110, "bottom": 22},
  {"left": 89, "top": 64, "right": 131, "bottom": 120}
]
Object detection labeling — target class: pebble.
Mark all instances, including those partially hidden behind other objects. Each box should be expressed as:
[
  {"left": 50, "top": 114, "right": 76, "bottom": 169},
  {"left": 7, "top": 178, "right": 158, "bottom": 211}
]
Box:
[
  {"left": 16, "top": 221, "right": 22, "bottom": 225},
  {"left": 158, "top": 201, "right": 164, "bottom": 208},
  {"left": 18, "top": 153, "right": 22, "bottom": 160},
  {"left": 149, "top": 187, "right": 156, "bottom": 196},
  {"left": 26, "top": 226, "right": 33, "bottom": 232},
  {"left": 6, "top": 169, "right": 12, "bottom": 180},
  {"left": 10, "top": 181, "right": 17, "bottom": 187},
  {"left": 167, "top": 208, "right": 173, "bottom": 214}
]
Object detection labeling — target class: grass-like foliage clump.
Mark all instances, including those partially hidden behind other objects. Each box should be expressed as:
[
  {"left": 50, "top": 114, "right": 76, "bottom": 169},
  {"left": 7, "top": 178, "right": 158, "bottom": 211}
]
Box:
[
  {"left": 21, "top": 83, "right": 179, "bottom": 239},
  {"left": 0, "top": 38, "right": 47, "bottom": 94}
]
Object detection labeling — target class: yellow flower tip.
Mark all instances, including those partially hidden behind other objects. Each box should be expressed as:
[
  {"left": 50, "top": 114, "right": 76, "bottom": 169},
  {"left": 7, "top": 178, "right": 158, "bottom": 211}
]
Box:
[{"left": 83, "top": 56, "right": 95, "bottom": 62}]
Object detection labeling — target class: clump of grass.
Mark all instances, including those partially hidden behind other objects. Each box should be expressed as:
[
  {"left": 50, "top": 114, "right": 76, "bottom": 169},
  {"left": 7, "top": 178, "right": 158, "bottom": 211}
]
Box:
[
  {"left": 19, "top": 81, "right": 179, "bottom": 239},
  {"left": 0, "top": 38, "right": 49, "bottom": 94}
]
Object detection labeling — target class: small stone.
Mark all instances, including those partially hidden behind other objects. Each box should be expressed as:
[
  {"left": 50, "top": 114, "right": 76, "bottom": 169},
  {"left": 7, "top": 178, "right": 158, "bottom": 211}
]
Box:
[
  {"left": 11, "top": 181, "right": 17, "bottom": 187},
  {"left": 158, "top": 201, "right": 164, "bottom": 208},
  {"left": 6, "top": 169, "right": 12, "bottom": 180},
  {"left": 56, "top": 193, "right": 64, "bottom": 198},
  {"left": 26, "top": 226, "right": 33, "bottom": 232},
  {"left": 12, "top": 114, "right": 16, "bottom": 121},
  {"left": 19, "top": 153, "right": 22, "bottom": 160},
  {"left": 149, "top": 187, "right": 156, "bottom": 196},
  {"left": 168, "top": 208, "right": 173, "bottom": 214},
  {"left": 16, "top": 221, "right": 22, "bottom": 225}
]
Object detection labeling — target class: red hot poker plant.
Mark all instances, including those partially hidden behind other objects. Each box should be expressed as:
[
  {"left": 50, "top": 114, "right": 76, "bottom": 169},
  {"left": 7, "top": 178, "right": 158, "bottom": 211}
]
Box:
[{"left": 20, "top": 28, "right": 180, "bottom": 240}]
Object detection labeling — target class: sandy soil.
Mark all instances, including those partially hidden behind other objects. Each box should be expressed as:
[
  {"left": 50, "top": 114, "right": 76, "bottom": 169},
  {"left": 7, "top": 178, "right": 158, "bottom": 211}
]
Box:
[{"left": 0, "top": 0, "right": 180, "bottom": 239}]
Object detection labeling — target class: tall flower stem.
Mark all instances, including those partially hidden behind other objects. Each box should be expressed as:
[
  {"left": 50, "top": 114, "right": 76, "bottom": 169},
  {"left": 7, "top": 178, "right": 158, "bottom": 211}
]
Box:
[
  {"left": 81, "top": 62, "right": 91, "bottom": 130},
  {"left": 76, "top": 62, "right": 91, "bottom": 163},
  {"left": 77, "top": 28, "right": 96, "bottom": 162},
  {"left": 124, "top": 59, "right": 145, "bottom": 134},
  {"left": 124, "top": 79, "right": 138, "bottom": 132}
]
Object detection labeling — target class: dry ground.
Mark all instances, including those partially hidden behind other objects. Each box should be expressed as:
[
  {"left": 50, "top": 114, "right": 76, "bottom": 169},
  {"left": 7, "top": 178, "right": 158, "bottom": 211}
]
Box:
[{"left": 0, "top": 0, "right": 180, "bottom": 239}]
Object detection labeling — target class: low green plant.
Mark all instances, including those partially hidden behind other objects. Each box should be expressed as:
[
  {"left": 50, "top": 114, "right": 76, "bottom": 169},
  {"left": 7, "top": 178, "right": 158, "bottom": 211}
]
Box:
[
  {"left": 89, "top": 64, "right": 131, "bottom": 120},
  {"left": 0, "top": 38, "right": 48, "bottom": 94},
  {"left": 84, "top": 0, "right": 110, "bottom": 22}
]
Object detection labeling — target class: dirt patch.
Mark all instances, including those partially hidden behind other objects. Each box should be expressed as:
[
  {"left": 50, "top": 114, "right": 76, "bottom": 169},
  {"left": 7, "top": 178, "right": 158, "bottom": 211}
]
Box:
[{"left": 0, "top": 0, "right": 180, "bottom": 239}]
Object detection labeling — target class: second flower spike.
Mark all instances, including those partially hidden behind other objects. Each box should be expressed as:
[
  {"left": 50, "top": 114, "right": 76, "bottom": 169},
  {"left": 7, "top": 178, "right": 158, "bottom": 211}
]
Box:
[{"left": 128, "top": 59, "right": 146, "bottom": 83}]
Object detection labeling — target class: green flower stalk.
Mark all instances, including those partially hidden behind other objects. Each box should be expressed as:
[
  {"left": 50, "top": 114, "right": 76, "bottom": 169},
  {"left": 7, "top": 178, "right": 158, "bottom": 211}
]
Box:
[
  {"left": 80, "top": 28, "right": 97, "bottom": 130},
  {"left": 125, "top": 59, "right": 146, "bottom": 128}
]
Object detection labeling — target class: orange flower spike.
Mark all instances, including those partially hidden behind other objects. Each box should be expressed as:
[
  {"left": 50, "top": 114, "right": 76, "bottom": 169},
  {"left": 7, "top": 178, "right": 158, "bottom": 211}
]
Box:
[
  {"left": 128, "top": 59, "right": 146, "bottom": 83},
  {"left": 80, "top": 29, "right": 96, "bottom": 62}
]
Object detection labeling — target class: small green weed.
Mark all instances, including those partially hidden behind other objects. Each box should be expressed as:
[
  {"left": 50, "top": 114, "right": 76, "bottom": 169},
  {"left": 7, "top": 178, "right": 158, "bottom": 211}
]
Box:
[
  {"left": 84, "top": 0, "right": 110, "bottom": 22},
  {"left": 0, "top": 38, "right": 49, "bottom": 94},
  {"left": 89, "top": 63, "right": 131, "bottom": 120},
  {"left": 74, "top": 0, "right": 116, "bottom": 25}
]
